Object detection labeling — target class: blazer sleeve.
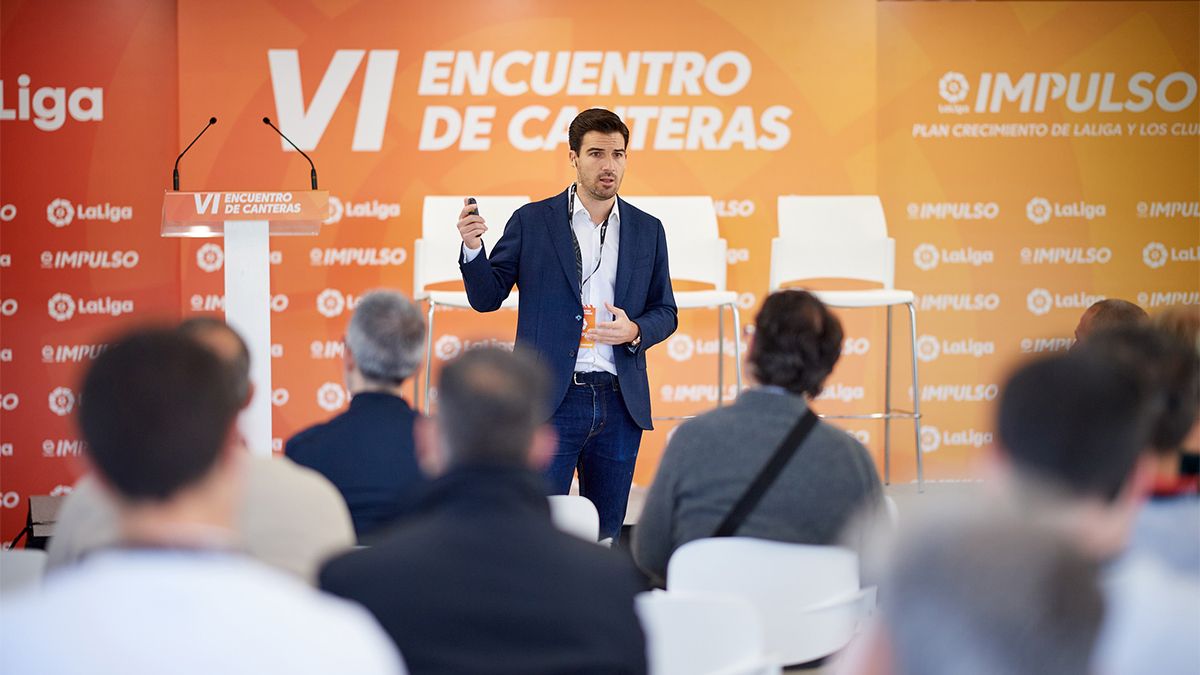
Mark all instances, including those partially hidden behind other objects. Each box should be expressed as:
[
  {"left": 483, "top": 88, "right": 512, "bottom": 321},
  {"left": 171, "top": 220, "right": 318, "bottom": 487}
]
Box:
[
  {"left": 459, "top": 209, "right": 523, "bottom": 312},
  {"left": 630, "top": 220, "right": 678, "bottom": 351}
]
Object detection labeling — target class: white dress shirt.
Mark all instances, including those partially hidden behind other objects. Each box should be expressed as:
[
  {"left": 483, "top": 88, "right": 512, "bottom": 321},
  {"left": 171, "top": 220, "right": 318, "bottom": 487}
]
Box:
[{"left": 461, "top": 186, "right": 621, "bottom": 375}]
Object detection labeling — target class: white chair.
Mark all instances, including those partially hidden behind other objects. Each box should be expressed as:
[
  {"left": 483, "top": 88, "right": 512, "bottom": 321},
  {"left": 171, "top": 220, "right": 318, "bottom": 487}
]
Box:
[
  {"left": 667, "top": 538, "right": 873, "bottom": 667},
  {"left": 622, "top": 196, "right": 742, "bottom": 416},
  {"left": 772, "top": 195, "right": 924, "bottom": 492},
  {"left": 1, "top": 548, "right": 48, "bottom": 594},
  {"left": 636, "top": 590, "right": 781, "bottom": 675},
  {"left": 547, "top": 494, "right": 601, "bottom": 542},
  {"left": 414, "top": 195, "right": 530, "bottom": 412}
]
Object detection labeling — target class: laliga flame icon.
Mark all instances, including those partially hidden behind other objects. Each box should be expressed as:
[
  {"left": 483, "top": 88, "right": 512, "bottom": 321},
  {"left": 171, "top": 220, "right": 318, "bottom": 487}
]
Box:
[
  {"left": 325, "top": 196, "right": 344, "bottom": 225},
  {"left": 316, "top": 289, "right": 346, "bottom": 318},
  {"left": 920, "top": 425, "right": 941, "bottom": 453},
  {"left": 1027, "top": 288, "right": 1053, "bottom": 316},
  {"left": 1142, "top": 242, "right": 1168, "bottom": 269},
  {"left": 667, "top": 334, "right": 695, "bottom": 362},
  {"left": 938, "top": 72, "right": 969, "bottom": 104},
  {"left": 46, "top": 198, "right": 74, "bottom": 227},
  {"left": 435, "top": 335, "right": 463, "bottom": 361},
  {"left": 1026, "top": 198, "right": 1052, "bottom": 225},
  {"left": 916, "top": 335, "right": 940, "bottom": 362},
  {"left": 48, "top": 386, "right": 75, "bottom": 416},
  {"left": 912, "top": 244, "right": 940, "bottom": 271},
  {"left": 48, "top": 293, "right": 76, "bottom": 322},
  {"left": 317, "top": 382, "right": 347, "bottom": 412},
  {"left": 196, "top": 243, "right": 224, "bottom": 273}
]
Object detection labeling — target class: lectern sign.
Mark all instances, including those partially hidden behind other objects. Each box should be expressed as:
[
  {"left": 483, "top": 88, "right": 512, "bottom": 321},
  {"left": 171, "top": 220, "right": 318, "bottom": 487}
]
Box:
[{"left": 161, "top": 190, "right": 328, "bottom": 236}]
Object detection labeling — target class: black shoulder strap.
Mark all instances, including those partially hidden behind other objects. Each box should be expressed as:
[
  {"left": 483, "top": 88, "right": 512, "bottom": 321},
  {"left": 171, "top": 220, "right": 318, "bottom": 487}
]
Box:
[{"left": 713, "top": 409, "right": 820, "bottom": 538}]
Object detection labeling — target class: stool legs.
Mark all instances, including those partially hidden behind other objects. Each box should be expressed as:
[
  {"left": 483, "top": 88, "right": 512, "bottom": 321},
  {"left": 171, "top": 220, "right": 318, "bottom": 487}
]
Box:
[
  {"left": 423, "top": 301, "right": 436, "bottom": 414},
  {"left": 717, "top": 304, "right": 725, "bottom": 408},
  {"left": 907, "top": 301, "right": 924, "bottom": 493},
  {"left": 884, "top": 306, "right": 893, "bottom": 485}
]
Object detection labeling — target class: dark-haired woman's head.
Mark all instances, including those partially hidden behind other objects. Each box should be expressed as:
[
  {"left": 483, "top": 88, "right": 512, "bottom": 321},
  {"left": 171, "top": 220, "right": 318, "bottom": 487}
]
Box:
[{"left": 748, "top": 290, "right": 844, "bottom": 398}]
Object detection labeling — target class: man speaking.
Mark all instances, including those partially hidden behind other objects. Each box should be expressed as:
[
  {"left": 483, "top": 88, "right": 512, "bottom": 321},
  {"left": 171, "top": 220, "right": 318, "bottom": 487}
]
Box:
[{"left": 457, "top": 108, "right": 677, "bottom": 541}]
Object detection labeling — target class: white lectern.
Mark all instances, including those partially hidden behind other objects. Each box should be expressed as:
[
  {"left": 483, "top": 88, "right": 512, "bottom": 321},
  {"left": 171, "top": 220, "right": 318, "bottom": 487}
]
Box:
[{"left": 162, "top": 190, "right": 327, "bottom": 456}]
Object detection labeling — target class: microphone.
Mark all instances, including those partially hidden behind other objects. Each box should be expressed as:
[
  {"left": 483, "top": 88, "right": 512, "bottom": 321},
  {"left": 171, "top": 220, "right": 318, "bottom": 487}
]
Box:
[
  {"left": 262, "top": 117, "right": 318, "bottom": 190},
  {"left": 173, "top": 116, "right": 217, "bottom": 191}
]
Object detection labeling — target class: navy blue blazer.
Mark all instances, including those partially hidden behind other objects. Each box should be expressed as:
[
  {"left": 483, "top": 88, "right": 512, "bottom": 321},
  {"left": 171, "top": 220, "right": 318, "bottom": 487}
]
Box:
[
  {"left": 285, "top": 392, "right": 425, "bottom": 540},
  {"left": 459, "top": 189, "right": 677, "bottom": 430}
]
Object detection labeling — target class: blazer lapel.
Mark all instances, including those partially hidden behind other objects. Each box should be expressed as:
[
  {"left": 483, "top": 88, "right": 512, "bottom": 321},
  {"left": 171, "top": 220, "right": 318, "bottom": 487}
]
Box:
[
  {"left": 613, "top": 196, "right": 635, "bottom": 308},
  {"left": 543, "top": 188, "right": 581, "bottom": 301}
]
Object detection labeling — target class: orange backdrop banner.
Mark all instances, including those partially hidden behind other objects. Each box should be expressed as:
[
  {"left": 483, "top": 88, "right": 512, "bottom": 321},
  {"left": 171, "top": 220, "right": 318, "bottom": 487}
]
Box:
[{"left": 0, "top": 0, "right": 1196, "bottom": 542}]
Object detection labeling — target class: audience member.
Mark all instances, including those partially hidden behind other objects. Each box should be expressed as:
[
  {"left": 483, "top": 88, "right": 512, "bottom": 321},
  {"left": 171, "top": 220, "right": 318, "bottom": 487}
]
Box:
[
  {"left": 320, "top": 348, "right": 647, "bottom": 675},
  {"left": 1073, "top": 298, "right": 1147, "bottom": 342},
  {"left": 1154, "top": 305, "right": 1200, "bottom": 477},
  {"left": 633, "top": 290, "right": 882, "bottom": 585},
  {"left": 47, "top": 318, "right": 355, "bottom": 584},
  {"left": 993, "top": 351, "right": 1200, "bottom": 674},
  {"left": 840, "top": 515, "right": 1104, "bottom": 675},
  {"left": 1079, "top": 322, "right": 1200, "bottom": 577},
  {"left": 1, "top": 329, "right": 404, "bottom": 674},
  {"left": 287, "top": 290, "right": 427, "bottom": 540}
]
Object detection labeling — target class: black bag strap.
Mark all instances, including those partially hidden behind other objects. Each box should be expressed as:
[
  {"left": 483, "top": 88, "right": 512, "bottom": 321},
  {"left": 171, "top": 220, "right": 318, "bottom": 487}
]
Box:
[{"left": 713, "top": 409, "right": 819, "bottom": 538}]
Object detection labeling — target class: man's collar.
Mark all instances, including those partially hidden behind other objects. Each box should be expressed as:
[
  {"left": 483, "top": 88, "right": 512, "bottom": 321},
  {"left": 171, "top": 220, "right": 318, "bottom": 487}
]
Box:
[{"left": 569, "top": 183, "right": 620, "bottom": 226}]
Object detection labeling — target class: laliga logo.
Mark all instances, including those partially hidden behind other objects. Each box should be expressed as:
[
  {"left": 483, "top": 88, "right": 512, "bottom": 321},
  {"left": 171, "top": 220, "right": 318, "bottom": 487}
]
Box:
[
  {"left": 1143, "top": 242, "right": 1168, "bottom": 269},
  {"left": 913, "top": 244, "right": 939, "bottom": 271},
  {"left": 435, "top": 335, "right": 463, "bottom": 361},
  {"left": 316, "top": 289, "right": 346, "bottom": 318},
  {"left": 667, "top": 334, "right": 696, "bottom": 362},
  {"left": 1026, "top": 197, "right": 1052, "bottom": 225},
  {"left": 325, "top": 196, "right": 345, "bottom": 224},
  {"left": 46, "top": 198, "right": 73, "bottom": 227},
  {"left": 939, "top": 72, "right": 970, "bottom": 104},
  {"left": 48, "top": 293, "right": 76, "bottom": 321},
  {"left": 917, "top": 335, "right": 940, "bottom": 362},
  {"left": 196, "top": 243, "right": 224, "bottom": 273},
  {"left": 1026, "top": 288, "right": 1054, "bottom": 316},
  {"left": 48, "top": 386, "right": 75, "bottom": 416},
  {"left": 316, "top": 382, "right": 348, "bottom": 411},
  {"left": 920, "top": 426, "right": 941, "bottom": 453}
]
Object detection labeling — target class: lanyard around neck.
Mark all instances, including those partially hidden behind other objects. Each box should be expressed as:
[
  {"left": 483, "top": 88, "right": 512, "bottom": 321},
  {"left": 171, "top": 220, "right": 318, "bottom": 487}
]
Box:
[{"left": 567, "top": 184, "right": 609, "bottom": 291}]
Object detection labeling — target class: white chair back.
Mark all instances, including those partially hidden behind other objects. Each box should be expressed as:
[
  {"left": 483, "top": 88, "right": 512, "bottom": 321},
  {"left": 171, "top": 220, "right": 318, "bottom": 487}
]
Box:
[
  {"left": 668, "top": 538, "right": 868, "bottom": 666},
  {"left": 777, "top": 195, "right": 888, "bottom": 241},
  {"left": 621, "top": 196, "right": 727, "bottom": 290},
  {"left": 1, "top": 548, "right": 48, "bottom": 594},
  {"left": 415, "top": 196, "right": 529, "bottom": 295},
  {"left": 547, "top": 495, "right": 600, "bottom": 542},
  {"left": 769, "top": 237, "right": 896, "bottom": 291},
  {"left": 636, "top": 590, "right": 780, "bottom": 675}
]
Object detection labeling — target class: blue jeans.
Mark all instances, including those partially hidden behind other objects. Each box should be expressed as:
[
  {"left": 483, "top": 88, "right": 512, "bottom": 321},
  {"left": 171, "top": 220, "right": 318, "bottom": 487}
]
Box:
[{"left": 545, "top": 373, "right": 643, "bottom": 542}]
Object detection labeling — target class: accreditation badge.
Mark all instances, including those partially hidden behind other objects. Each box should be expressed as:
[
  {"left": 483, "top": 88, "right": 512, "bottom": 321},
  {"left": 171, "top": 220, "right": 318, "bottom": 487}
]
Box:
[{"left": 579, "top": 304, "right": 596, "bottom": 348}]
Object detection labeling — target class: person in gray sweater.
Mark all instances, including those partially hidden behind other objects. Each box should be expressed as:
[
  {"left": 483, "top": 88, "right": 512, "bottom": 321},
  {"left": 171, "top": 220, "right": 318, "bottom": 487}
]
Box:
[{"left": 633, "top": 290, "right": 883, "bottom": 585}]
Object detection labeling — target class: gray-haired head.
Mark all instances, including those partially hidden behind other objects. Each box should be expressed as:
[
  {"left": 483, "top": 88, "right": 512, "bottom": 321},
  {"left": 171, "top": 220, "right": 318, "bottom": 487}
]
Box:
[
  {"left": 345, "top": 290, "right": 426, "bottom": 386},
  {"left": 883, "top": 516, "right": 1103, "bottom": 675},
  {"left": 435, "top": 347, "right": 549, "bottom": 468}
]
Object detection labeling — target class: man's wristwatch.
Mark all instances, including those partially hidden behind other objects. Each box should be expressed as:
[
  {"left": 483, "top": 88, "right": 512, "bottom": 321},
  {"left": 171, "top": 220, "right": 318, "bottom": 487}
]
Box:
[{"left": 629, "top": 323, "right": 642, "bottom": 350}]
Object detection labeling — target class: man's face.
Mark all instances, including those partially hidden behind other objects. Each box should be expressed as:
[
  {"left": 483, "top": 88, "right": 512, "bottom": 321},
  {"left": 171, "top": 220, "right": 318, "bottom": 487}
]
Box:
[{"left": 570, "top": 131, "right": 626, "bottom": 202}]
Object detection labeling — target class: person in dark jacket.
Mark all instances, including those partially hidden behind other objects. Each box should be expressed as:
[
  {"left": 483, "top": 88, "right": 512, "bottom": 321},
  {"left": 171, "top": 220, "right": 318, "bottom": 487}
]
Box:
[
  {"left": 286, "top": 289, "right": 426, "bottom": 540},
  {"left": 320, "top": 347, "right": 647, "bottom": 675}
]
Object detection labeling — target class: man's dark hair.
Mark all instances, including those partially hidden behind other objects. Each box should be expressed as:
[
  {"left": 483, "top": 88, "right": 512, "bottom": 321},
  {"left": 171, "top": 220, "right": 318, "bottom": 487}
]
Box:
[
  {"left": 178, "top": 316, "right": 251, "bottom": 401},
  {"left": 1079, "top": 324, "right": 1200, "bottom": 454},
  {"left": 435, "top": 347, "right": 550, "bottom": 467},
  {"left": 568, "top": 108, "right": 629, "bottom": 154},
  {"left": 1078, "top": 299, "right": 1147, "bottom": 340},
  {"left": 80, "top": 328, "right": 243, "bottom": 502},
  {"left": 748, "top": 290, "right": 843, "bottom": 397},
  {"left": 997, "top": 351, "right": 1157, "bottom": 502}
]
